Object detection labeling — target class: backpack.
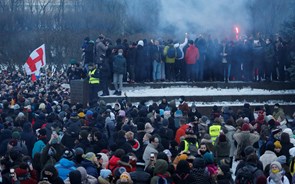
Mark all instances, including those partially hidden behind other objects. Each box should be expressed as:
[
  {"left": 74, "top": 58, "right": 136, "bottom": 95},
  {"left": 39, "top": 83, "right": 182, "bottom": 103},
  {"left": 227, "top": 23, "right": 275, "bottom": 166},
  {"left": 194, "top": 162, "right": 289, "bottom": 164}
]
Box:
[
  {"left": 235, "top": 164, "right": 260, "bottom": 184},
  {"left": 176, "top": 47, "right": 183, "bottom": 59},
  {"left": 167, "top": 46, "right": 176, "bottom": 58}
]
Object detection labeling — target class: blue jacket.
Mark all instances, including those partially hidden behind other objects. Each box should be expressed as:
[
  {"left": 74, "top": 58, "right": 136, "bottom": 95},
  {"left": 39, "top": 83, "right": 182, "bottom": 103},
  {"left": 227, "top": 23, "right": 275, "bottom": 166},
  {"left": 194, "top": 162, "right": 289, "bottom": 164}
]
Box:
[
  {"left": 55, "top": 158, "right": 76, "bottom": 180},
  {"left": 113, "top": 54, "right": 126, "bottom": 74},
  {"left": 32, "top": 139, "right": 46, "bottom": 158},
  {"left": 80, "top": 159, "right": 98, "bottom": 178}
]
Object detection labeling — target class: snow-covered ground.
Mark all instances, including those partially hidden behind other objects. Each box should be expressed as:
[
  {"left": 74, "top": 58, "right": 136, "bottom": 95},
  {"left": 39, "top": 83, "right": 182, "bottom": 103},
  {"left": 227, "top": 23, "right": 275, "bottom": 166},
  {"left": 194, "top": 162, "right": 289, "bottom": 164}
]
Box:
[
  {"left": 122, "top": 86, "right": 295, "bottom": 97},
  {"left": 103, "top": 87, "right": 295, "bottom": 107}
]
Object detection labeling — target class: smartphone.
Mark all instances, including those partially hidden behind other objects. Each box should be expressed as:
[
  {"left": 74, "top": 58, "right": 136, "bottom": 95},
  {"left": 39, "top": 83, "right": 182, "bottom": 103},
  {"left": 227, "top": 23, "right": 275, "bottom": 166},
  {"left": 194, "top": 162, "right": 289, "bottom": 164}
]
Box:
[
  {"left": 10, "top": 168, "right": 15, "bottom": 177},
  {"left": 150, "top": 153, "right": 155, "bottom": 159}
]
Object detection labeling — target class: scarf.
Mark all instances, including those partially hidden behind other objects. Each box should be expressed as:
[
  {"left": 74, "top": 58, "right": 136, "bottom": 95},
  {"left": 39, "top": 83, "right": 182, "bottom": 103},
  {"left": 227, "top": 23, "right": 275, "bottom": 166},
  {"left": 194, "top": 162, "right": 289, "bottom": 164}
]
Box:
[{"left": 269, "top": 171, "right": 283, "bottom": 183}]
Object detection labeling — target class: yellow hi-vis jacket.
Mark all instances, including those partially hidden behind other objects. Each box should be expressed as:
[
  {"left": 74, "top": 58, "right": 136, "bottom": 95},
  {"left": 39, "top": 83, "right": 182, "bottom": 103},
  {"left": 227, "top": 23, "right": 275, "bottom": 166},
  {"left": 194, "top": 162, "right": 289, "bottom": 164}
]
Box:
[
  {"left": 209, "top": 124, "right": 221, "bottom": 145},
  {"left": 89, "top": 69, "right": 100, "bottom": 84},
  {"left": 183, "top": 139, "right": 198, "bottom": 152}
]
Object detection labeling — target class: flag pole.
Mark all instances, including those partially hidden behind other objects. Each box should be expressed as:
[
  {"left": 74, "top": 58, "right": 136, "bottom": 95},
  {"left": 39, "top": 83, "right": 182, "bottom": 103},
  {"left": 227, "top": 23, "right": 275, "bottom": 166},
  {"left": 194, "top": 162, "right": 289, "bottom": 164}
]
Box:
[{"left": 44, "top": 44, "right": 48, "bottom": 94}]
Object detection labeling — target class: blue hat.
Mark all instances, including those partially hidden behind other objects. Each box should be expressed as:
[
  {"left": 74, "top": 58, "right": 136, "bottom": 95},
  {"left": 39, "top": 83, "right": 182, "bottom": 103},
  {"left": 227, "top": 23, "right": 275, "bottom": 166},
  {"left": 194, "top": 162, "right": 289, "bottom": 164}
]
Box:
[
  {"left": 174, "top": 109, "right": 183, "bottom": 118},
  {"left": 86, "top": 110, "right": 93, "bottom": 116},
  {"left": 203, "top": 152, "right": 214, "bottom": 164},
  {"left": 100, "top": 169, "right": 112, "bottom": 179}
]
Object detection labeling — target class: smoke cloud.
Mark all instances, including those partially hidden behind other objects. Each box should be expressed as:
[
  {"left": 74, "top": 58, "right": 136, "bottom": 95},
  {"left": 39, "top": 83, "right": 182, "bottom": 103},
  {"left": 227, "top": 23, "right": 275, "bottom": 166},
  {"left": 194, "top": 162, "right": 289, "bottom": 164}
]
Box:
[{"left": 158, "top": 0, "right": 252, "bottom": 39}]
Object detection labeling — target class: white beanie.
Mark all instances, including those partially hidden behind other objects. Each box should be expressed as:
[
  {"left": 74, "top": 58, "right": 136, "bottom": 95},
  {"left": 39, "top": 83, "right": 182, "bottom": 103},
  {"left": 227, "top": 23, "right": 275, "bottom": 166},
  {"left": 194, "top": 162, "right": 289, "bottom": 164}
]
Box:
[
  {"left": 137, "top": 40, "right": 144, "bottom": 47},
  {"left": 283, "top": 128, "right": 293, "bottom": 139}
]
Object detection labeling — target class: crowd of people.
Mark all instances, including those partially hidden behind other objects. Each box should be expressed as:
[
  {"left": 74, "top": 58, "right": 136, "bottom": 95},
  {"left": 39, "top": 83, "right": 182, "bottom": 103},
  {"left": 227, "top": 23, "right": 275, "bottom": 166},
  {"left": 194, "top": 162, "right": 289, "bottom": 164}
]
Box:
[
  {"left": 1, "top": 61, "right": 295, "bottom": 183},
  {"left": 67, "top": 33, "right": 293, "bottom": 97},
  {"left": 76, "top": 33, "right": 292, "bottom": 86}
]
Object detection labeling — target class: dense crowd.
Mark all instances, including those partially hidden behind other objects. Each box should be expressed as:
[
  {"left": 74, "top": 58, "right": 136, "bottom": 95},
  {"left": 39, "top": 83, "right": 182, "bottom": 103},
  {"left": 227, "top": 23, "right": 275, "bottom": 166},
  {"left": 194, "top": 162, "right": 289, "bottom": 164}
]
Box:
[
  {"left": 73, "top": 33, "right": 292, "bottom": 87},
  {"left": 0, "top": 64, "right": 295, "bottom": 184}
]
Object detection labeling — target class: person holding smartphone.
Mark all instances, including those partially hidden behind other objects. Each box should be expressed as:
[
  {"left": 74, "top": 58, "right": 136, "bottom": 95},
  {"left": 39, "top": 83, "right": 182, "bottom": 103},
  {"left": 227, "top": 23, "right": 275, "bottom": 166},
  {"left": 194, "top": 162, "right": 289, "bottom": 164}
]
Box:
[{"left": 143, "top": 136, "right": 159, "bottom": 169}]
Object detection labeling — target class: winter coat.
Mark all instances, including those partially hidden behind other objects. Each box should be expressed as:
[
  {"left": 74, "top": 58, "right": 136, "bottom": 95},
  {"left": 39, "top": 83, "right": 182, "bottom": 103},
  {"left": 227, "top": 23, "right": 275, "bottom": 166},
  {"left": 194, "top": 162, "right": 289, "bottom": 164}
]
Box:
[
  {"left": 32, "top": 139, "right": 46, "bottom": 158},
  {"left": 150, "top": 159, "right": 172, "bottom": 184},
  {"left": 267, "top": 175, "right": 289, "bottom": 184},
  {"left": 64, "top": 166, "right": 98, "bottom": 184},
  {"left": 95, "top": 39, "right": 108, "bottom": 59},
  {"left": 259, "top": 151, "right": 277, "bottom": 170},
  {"left": 172, "top": 173, "right": 195, "bottom": 184},
  {"left": 214, "top": 137, "right": 230, "bottom": 162},
  {"left": 55, "top": 158, "right": 77, "bottom": 181},
  {"left": 129, "top": 171, "right": 151, "bottom": 184},
  {"left": 224, "top": 124, "right": 236, "bottom": 157},
  {"left": 15, "top": 168, "right": 38, "bottom": 184},
  {"left": 233, "top": 130, "right": 260, "bottom": 158},
  {"left": 97, "top": 176, "right": 110, "bottom": 184},
  {"left": 127, "top": 46, "right": 137, "bottom": 66},
  {"left": 175, "top": 124, "right": 189, "bottom": 145},
  {"left": 185, "top": 44, "right": 200, "bottom": 64},
  {"left": 21, "top": 123, "right": 36, "bottom": 156},
  {"left": 81, "top": 159, "right": 99, "bottom": 178},
  {"left": 113, "top": 54, "right": 126, "bottom": 74},
  {"left": 264, "top": 43, "right": 275, "bottom": 62},
  {"left": 163, "top": 45, "right": 176, "bottom": 64},
  {"left": 108, "top": 155, "right": 120, "bottom": 173},
  {"left": 75, "top": 139, "right": 91, "bottom": 153},
  {"left": 105, "top": 117, "right": 116, "bottom": 146},
  {"left": 135, "top": 45, "right": 145, "bottom": 64},
  {"left": 100, "top": 57, "right": 111, "bottom": 79},
  {"left": 143, "top": 143, "right": 158, "bottom": 167},
  {"left": 150, "top": 45, "right": 163, "bottom": 62},
  {"left": 191, "top": 168, "right": 214, "bottom": 184},
  {"left": 273, "top": 108, "right": 285, "bottom": 121}
]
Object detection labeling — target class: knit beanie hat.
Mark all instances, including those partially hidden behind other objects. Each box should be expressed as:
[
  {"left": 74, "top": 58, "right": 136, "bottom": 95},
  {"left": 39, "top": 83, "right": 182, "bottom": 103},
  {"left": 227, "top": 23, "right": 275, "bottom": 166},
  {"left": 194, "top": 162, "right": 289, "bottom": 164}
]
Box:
[
  {"left": 39, "top": 103, "right": 46, "bottom": 110},
  {"left": 277, "top": 155, "right": 287, "bottom": 165},
  {"left": 193, "top": 157, "right": 205, "bottom": 168},
  {"left": 114, "top": 167, "right": 126, "bottom": 178},
  {"left": 178, "top": 154, "right": 188, "bottom": 161},
  {"left": 12, "top": 131, "right": 21, "bottom": 140},
  {"left": 120, "top": 172, "right": 132, "bottom": 183},
  {"left": 63, "top": 149, "right": 74, "bottom": 160},
  {"left": 78, "top": 112, "right": 85, "bottom": 118},
  {"left": 69, "top": 170, "right": 81, "bottom": 184},
  {"left": 244, "top": 145, "right": 255, "bottom": 156},
  {"left": 274, "top": 141, "right": 282, "bottom": 149},
  {"left": 270, "top": 161, "right": 282, "bottom": 170},
  {"left": 241, "top": 123, "right": 250, "bottom": 131},
  {"left": 82, "top": 152, "right": 96, "bottom": 162},
  {"left": 203, "top": 152, "right": 214, "bottom": 164},
  {"left": 100, "top": 169, "right": 112, "bottom": 179}
]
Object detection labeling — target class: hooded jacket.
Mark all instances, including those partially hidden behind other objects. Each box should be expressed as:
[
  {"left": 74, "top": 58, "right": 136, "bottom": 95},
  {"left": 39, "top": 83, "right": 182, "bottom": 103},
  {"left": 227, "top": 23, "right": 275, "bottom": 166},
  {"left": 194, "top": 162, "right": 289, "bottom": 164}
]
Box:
[
  {"left": 150, "top": 159, "right": 171, "bottom": 184},
  {"left": 15, "top": 168, "right": 38, "bottom": 184},
  {"left": 55, "top": 158, "right": 76, "bottom": 180},
  {"left": 185, "top": 44, "right": 200, "bottom": 64},
  {"left": 64, "top": 166, "right": 98, "bottom": 184}
]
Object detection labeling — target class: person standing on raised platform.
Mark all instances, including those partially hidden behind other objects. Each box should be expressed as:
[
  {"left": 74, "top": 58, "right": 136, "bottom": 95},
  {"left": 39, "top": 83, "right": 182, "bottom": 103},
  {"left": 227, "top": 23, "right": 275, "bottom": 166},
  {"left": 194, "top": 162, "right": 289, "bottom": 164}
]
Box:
[
  {"left": 113, "top": 49, "right": 126, "bottom": 96},
  {"left": 185, "top": 40, "right": 199, "bottom": 82},
  {"left": 88, "top": 63, "right": 100, "bottom": 102}
]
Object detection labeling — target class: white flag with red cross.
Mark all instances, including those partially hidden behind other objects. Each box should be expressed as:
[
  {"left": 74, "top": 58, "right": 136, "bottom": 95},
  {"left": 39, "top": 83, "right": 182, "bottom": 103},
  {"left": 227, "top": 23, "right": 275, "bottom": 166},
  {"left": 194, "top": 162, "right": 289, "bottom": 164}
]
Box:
[{"left": 24, "top": 44, "right": 46, "bottom": 81}]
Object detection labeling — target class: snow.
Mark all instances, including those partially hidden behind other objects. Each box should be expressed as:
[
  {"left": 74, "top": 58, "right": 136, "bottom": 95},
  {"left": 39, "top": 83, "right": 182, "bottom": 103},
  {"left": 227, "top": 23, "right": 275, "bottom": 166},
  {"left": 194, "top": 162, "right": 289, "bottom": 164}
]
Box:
[{"left": 122, "top": 86, "right": 295, "bottom": 97}]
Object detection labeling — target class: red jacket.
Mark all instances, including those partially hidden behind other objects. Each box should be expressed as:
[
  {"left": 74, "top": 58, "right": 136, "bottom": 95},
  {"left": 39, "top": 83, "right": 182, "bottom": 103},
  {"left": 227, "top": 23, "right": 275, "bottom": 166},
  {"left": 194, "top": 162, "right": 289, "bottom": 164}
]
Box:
[
  {"left": 185, "top": 45, "right": 199, "bottom": 64},
  {"left": 108, "top": 155, "right": 120, "bottom": 172},
  {"left": 175, "top": 124, "right": 189, "bottom": 145},
  {"left": 15, "top": 168, "right": 38, "bottom": 184}
]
